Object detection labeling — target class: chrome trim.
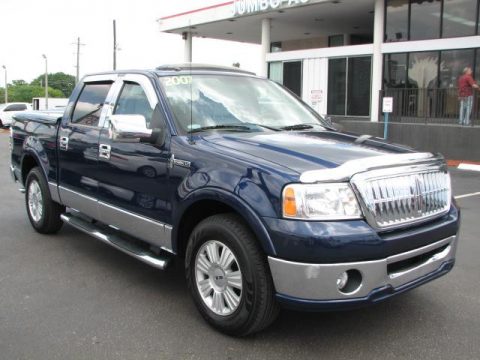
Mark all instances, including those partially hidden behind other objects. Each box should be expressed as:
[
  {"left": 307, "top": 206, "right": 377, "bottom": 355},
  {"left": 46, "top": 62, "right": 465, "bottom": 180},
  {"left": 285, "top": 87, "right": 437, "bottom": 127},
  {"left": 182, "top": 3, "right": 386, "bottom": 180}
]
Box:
[
  {"left": 10, "top": 164, "right": 25, "bottom": 193},
  {"left": 59, "top": 186, "right": 101, "bottom": 221},
  {"left": 268, "top": 235, "right": 456, "bottom": 301},
  {"left": 60, "top": 213, "right": 171, "bottom": 270},
  {"left": 351, "top": 164, "right": 451, "bottom": 231},
  {"left": 98, "top": 201, "right": 173, "bottom": 252},
  {"left": 48, "top": 182, "right": 61, "bottom": 203},
  {"left": 58, "top": 185, "right": 173, "bottom": 251},
  {"left": 299, "top": 152, "right": 444, "bottom": 183}
]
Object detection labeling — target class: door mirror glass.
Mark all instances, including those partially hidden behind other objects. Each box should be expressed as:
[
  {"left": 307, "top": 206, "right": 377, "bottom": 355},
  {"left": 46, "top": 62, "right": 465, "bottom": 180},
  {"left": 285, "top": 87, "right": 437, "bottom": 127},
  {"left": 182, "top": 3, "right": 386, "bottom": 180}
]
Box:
[{"left": 109, "top": 114, "right": 153, "bottom": 142}]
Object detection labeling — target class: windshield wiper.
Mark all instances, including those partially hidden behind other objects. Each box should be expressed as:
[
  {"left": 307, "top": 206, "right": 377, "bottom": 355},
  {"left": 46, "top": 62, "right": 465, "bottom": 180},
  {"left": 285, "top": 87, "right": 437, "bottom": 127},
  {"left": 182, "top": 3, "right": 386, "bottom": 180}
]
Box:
[
  {"left": 280, "top": 124, "right": 315, "bottom": 131},
  {"left": 189, "top": 124, "right": 252, "bottom": 133}
]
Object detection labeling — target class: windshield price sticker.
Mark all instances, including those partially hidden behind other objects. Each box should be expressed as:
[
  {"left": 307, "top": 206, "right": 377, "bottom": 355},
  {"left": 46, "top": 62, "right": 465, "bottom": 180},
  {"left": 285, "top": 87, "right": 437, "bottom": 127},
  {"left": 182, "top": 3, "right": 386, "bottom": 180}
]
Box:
[{"left": 163, "top": 76, "right": 193, "bottom": 86}]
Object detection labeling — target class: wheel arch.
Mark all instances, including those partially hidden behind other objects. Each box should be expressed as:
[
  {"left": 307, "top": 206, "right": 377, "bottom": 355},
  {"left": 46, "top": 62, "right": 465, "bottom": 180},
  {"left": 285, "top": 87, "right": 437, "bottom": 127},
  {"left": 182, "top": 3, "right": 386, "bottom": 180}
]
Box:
[{"left": 172, "top": 188, "right": 276, "bottom": 259}]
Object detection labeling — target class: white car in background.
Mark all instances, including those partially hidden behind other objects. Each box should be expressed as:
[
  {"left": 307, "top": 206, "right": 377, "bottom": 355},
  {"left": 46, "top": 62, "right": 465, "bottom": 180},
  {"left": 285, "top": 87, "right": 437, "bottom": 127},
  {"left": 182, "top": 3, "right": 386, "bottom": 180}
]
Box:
[{"left": 0, "top": 103, "right": 32, "bottom": 127}]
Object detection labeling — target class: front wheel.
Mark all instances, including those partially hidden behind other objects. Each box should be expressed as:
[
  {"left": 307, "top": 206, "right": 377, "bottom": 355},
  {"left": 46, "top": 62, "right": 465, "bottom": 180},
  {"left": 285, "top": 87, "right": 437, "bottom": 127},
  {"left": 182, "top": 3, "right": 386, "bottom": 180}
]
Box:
[
  {"left": 25, "top": 167, "right": 64, "bottom": 234},
  {"left": 185, "top": 214, "right": 279, "bottom": 336}
]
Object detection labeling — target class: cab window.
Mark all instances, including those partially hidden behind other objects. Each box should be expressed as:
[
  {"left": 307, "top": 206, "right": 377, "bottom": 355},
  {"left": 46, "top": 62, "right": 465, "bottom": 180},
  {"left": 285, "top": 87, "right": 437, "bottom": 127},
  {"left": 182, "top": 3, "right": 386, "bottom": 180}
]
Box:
[
  {"left": 113, "top": 82, "right": 155, "bottom": 128},
  {"left": 71, "top": 82, "right": 112, "bottom": 126}
]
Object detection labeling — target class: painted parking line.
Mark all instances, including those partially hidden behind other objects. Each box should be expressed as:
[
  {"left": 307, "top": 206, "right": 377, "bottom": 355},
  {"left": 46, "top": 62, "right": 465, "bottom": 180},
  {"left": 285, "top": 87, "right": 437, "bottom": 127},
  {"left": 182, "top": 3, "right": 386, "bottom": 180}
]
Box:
[
  {"left": 455, "top": 192, "right": 480, "bottom": 200},
  {"left": 458, "top": 163, "right": 480, "bottom": 172}
]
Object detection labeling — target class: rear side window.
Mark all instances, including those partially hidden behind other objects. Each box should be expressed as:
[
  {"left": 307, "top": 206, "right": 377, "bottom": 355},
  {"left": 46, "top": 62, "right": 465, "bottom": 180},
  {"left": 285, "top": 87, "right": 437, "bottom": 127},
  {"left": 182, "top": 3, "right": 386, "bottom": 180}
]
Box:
[
  {"left": 71, "top": 82, "right": 112, "bottom": 126},
  {"left": 5, "top": 104, "right": 27, "bottom": 111}
]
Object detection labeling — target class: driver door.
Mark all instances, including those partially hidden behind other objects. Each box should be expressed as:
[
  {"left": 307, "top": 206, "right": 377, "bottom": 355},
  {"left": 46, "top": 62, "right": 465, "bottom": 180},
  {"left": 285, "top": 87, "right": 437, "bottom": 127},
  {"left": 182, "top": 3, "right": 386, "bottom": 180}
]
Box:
[{"left": 95, "top": 74, "right": 173, "bottom": 251}]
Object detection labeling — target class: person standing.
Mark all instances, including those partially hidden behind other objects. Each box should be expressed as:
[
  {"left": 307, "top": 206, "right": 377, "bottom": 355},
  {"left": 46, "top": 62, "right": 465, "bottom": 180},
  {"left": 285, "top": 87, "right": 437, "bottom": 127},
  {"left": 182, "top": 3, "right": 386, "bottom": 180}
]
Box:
[{"left": 458, "top": 67, "right": 479, "bottom": 126}]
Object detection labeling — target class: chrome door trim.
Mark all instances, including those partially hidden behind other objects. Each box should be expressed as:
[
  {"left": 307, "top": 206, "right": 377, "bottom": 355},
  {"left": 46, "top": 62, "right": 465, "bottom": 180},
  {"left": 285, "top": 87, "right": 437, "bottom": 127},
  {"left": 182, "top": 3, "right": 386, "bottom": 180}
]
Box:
[
  {"left": 48, "top": 181, "right": 61, "bottom": 203},
  {"left": 58, "top": 185, "right": 173, "bottom": 252},
  {"left": 59, "top": 186, "right": 100, "bottom": 220},
  {"left": 98, "top": 201, "right": 173, "bottom": 252}
]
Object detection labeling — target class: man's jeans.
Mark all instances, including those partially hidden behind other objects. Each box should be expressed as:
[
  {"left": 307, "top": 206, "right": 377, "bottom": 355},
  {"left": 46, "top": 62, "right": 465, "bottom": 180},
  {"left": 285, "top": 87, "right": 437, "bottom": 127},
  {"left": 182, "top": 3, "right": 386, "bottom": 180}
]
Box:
[{"left": 459, "top": 96, "right": 473, "bottom": 125}]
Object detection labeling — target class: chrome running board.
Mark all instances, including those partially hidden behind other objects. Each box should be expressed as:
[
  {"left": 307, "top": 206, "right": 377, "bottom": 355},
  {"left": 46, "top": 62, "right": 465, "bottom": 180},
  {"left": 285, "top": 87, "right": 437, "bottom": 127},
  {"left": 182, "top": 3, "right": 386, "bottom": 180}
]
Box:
[{"left": 60, "top": 213, "right": 171, "bottom": 270}]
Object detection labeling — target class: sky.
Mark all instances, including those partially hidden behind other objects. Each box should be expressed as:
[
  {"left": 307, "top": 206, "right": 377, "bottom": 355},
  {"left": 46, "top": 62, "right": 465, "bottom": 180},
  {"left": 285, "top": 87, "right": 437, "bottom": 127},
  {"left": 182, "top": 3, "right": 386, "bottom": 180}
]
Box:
[{"left": 0, "top": 0, "right": 261, "bottom": 84}]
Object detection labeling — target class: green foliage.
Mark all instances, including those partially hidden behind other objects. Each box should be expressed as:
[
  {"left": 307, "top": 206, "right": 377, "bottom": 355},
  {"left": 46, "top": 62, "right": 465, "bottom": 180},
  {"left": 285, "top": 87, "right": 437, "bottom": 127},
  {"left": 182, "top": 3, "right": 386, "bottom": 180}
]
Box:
[
  {"left": 0, "top": 83, "right": 64, "bottom": 104},
  {"left": 31, "top": 72, "right": 76, "bottom": 97}
]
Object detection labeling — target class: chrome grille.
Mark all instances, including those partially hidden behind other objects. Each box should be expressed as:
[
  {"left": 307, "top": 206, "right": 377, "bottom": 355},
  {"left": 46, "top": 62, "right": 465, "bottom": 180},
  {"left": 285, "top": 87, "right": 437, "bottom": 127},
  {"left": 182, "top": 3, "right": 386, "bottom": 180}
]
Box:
[{"left": 352, "top": 168, "right": 451, "bottom": 230}]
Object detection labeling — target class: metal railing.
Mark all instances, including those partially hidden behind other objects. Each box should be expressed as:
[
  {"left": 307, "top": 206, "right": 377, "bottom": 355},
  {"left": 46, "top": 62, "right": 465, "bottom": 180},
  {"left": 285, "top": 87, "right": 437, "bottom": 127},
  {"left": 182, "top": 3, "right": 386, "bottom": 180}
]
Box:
[{"left": 381, "top": 88, "right": 480, "bottom": 126}]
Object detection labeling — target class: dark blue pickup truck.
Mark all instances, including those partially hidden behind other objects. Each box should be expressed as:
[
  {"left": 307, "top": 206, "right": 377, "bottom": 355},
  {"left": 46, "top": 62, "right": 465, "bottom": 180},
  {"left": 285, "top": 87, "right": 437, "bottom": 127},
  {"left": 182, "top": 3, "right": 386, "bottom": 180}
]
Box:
[{"left": 10, "top": 65, "right": 459, "bottom": 336}]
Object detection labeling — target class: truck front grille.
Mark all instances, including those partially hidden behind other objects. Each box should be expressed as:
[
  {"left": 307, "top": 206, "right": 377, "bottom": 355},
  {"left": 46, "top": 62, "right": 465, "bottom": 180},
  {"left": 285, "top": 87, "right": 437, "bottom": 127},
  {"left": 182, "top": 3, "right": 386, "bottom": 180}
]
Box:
[{"left": 351, "top": 168, "right": 451, "bottom": 230}]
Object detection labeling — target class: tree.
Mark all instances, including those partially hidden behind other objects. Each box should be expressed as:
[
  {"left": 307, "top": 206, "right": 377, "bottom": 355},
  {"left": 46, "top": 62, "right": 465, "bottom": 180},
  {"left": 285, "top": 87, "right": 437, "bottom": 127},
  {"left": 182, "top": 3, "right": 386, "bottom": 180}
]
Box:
[
  {"left": 31, "top": 72, "right": 76, "bottom": 97},
  {"left": 0, "top": 82, "right": 64, "bottom": 103}
]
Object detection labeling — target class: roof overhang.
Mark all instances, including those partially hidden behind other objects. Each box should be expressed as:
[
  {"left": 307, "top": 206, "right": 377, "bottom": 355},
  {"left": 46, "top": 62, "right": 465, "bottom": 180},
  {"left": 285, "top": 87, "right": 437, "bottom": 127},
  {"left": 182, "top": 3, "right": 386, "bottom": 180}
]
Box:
[{"left": 158, "top": 0, "right": 374, "bottom": 44}]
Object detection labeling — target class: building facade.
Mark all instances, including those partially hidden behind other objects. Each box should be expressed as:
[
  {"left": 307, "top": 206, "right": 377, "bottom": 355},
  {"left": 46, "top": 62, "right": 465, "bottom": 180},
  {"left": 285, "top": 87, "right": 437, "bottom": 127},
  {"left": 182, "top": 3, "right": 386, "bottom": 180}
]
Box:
[{"left": 158, "top": 0, "right": 480, "bottom": 159}]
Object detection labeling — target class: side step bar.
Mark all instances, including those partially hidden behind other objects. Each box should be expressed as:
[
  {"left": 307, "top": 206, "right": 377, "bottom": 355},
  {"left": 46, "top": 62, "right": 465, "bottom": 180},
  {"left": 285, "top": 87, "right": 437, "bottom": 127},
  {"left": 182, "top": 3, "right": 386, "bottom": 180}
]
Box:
[{"left": 60, "top": 213, "right": 171, "bottom": 270}]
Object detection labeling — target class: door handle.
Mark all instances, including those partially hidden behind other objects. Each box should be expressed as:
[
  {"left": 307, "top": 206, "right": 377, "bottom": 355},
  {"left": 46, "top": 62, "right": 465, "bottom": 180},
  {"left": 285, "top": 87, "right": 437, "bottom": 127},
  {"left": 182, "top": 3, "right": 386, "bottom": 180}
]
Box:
[
  {"left": 99, "top": 144, "right": 111, "bottom": 160},
  {"left": 59, "top": 136, "right": 69, "bottom": 151}
]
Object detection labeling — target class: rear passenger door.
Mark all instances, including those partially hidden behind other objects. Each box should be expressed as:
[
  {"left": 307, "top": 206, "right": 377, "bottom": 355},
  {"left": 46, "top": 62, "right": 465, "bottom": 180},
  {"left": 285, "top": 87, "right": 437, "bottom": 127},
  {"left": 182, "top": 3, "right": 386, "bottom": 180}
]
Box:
[{"left": 57, "top": 75, "right": 117, "bottom": 219}]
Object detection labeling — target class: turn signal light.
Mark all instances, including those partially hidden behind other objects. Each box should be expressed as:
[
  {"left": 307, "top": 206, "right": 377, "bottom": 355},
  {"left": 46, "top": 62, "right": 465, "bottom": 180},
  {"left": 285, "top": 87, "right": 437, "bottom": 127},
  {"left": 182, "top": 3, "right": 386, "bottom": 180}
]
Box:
[{"left": 283, "top": 187, "right": 297, "bottom": 217}]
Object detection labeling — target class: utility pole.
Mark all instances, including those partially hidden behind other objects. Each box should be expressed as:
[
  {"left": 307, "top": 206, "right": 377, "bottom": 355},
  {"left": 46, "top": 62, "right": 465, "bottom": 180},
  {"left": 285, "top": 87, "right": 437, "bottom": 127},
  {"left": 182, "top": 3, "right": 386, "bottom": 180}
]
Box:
[
  {"left": 2, "top": 65, "right": 7, "bottom": 103},
  {"left": 42, "top": 54, "right": 48, "bottom": 109},
  {"left": 72, "top": 37, "right": 85, "bottom": 84},
  {"left": 113, "top": 19, "right": 117, "bottom": 70}
]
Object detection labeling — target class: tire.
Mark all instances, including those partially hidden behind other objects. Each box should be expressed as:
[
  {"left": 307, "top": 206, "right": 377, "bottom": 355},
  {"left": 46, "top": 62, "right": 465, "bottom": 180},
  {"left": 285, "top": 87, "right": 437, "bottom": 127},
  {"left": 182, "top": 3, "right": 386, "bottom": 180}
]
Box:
[
  {"left": 25, "top": 167, "right": 64, "bottom": 234},
  {"left": 185, "top": 214, "right": 279, "bottom": 336}
]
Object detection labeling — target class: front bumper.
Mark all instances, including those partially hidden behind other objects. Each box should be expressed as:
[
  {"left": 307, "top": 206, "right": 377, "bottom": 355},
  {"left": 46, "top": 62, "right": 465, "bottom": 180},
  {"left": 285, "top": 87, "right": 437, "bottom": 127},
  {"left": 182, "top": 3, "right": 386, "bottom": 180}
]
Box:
[{"left": 268, "top": 235, "right": 457, "bottom": 310}]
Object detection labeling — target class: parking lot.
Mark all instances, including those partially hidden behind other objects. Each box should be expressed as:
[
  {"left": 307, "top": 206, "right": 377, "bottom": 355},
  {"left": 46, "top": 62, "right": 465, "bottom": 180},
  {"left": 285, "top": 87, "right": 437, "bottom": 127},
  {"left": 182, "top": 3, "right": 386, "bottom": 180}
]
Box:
[{"left": 0, "top": 131, "right": 479, "bottom": 360}]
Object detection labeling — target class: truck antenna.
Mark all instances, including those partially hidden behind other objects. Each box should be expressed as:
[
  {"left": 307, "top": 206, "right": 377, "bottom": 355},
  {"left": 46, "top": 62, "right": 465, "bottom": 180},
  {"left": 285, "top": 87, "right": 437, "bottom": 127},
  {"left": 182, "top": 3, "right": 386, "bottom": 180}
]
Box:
[{"left": 188, "top": 24, "right": 194, "bottom": 145}]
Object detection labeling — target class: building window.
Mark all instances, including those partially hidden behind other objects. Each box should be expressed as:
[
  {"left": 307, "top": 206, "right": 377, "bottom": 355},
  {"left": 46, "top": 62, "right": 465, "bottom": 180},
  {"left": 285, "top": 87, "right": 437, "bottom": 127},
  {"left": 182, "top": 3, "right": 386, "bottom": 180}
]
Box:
[
  {"left": 440, "top": 49, "right": 475, "bottom": 88},
  {"left": 328, "top": 34, "right": 344, "bottom": 47},
  {"left": 476, "top": 49, "right": 480, "bottom": 81},
  {"left": 385, "top": 0, "right": 410, "bottom": 42},
  {"left": 408, "top": 51, "right": 440, "bottom": 88},
  {"left": 410, "top": 0, "right": 442, "bottom": 41},
  {"left": 328, "top": 57, "right": 371, "bottom": 116},
  {"left": 442, "top": 0, "right": 478, "bottom": 38},
  {"left": 270, "top": 42, "right": 282, "bottom": 53},
  {"left": 268, "top": 61, "right": 302, "bottom": 97},
  {"left": 384, "top": 53, "right": 408, "bottom": 88}
]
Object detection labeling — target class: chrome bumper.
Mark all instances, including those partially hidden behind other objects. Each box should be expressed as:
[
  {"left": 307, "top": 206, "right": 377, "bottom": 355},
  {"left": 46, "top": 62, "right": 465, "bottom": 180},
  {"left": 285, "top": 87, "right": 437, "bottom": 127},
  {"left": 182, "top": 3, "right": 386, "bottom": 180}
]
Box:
[{"left": 268, "top": 235, "right": 457, "bottom": 301}]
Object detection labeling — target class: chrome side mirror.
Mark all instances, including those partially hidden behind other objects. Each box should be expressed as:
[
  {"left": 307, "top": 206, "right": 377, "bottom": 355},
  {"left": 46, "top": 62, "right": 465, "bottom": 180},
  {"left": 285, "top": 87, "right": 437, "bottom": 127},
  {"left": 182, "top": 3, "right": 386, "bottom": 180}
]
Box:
[{"left": 109, "top": 114, "right": 152, "bottom": 142}]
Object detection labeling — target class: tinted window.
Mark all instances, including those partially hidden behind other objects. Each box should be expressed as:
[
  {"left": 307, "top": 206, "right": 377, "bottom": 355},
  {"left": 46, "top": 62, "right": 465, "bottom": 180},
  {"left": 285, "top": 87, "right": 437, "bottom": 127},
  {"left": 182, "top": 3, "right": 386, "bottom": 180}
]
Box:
[
  {"left": 384, "top": 53, "right": 408, "bottom": 88},
  {"left": 5, "top": 104, "right": 27, "bottom": 111},
  {"left": 408, "top": 51, "right": 439, "bottom": 88},
  {"left": 440, "top": 49, "right": 475, "bottom": 88},
  {"left": 410, "top": 0, "right": 442, "bottom": 41},
  {"left": 114, "top": 82, "right": 155, "bottom": 128},
  {"left": 347, "top": 57, "right": 371, "bottom": 116},
  {"left": 385, "top": 0, "right": 409, "bottom": 42},
  {"left": 328, "top": 58, "right": 347, "bottom": 115},
  {"left": 71, "top": 82, "right": 112, "bottom": 126},
  {"left": 442, "top": 0, "right": 478, "bottom": 38}
]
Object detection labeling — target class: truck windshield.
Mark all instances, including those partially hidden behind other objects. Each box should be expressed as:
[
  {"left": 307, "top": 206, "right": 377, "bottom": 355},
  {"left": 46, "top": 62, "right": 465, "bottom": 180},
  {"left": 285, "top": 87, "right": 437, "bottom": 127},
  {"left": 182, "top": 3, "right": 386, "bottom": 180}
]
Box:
[{"left": 158, "top": 74, "right": 327, "bottom": 133}]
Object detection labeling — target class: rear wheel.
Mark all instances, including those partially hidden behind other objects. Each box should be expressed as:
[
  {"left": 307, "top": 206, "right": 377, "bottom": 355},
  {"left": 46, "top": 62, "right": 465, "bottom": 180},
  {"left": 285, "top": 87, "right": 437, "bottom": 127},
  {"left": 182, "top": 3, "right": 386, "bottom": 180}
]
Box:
[
  {"left": 25, "top": 167, "right": 64, "bottom": 234},
  {"left": 185, "top": 214, "right": 279, "bottom": 336}
]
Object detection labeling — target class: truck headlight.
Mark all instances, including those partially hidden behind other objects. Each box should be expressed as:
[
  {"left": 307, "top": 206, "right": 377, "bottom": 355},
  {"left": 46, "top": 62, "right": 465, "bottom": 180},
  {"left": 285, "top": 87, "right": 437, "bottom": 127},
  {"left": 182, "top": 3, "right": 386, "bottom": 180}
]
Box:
[{"left": 282, "top": 183, "right": 362, "bottom": 220}]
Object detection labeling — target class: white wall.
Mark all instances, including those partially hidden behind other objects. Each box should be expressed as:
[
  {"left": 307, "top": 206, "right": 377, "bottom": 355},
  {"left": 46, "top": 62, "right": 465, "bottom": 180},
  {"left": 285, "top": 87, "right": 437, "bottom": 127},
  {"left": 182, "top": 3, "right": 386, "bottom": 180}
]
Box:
[{"left": 302, "top": 58, "right": 328, "bottom": 116}]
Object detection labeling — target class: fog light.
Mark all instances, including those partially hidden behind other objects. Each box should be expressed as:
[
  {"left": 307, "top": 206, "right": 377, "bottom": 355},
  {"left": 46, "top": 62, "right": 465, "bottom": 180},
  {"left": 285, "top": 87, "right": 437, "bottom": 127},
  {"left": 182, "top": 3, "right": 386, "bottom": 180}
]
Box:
[{"left": 336, "top": 271, "right": 349, "bottom": 290}]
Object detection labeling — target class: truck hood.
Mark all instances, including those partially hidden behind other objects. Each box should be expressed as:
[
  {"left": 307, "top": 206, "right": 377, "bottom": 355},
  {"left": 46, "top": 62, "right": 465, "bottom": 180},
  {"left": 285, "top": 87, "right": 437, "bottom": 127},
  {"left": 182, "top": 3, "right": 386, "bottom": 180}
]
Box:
[{"left": 202, "top": 131, "right": 412, "bottom": 174}]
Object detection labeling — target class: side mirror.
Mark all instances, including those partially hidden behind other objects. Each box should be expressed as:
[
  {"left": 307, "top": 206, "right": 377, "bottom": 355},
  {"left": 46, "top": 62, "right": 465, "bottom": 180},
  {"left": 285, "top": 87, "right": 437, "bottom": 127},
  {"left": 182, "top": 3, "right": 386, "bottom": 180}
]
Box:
[{"left": 109, "top": 114, "right": 152, "bottom": 142}]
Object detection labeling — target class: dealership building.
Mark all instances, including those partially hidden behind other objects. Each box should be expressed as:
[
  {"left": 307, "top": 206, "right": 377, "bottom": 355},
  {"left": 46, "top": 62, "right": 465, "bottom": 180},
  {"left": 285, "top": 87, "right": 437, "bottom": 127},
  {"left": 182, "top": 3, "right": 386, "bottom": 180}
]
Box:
[{"left": 158, "top": 0, "right": 480, "bottom": 160}]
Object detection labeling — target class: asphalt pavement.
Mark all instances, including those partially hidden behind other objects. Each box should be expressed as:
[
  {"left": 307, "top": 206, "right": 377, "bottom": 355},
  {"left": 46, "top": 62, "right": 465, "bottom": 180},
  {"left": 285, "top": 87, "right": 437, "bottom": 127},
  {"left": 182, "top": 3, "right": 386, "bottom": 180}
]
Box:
[{"left": 0, "top": 132, "right": 479, "bottom": 360}]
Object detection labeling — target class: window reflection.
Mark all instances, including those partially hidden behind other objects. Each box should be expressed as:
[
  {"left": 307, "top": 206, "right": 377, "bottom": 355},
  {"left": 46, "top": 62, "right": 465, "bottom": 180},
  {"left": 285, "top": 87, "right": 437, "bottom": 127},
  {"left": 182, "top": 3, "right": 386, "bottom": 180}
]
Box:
[
  {"left": 384, "top": 53, "right": 408, "bottom": 88},
  {"left": 410, "top": 0, "right": 442, "bottom": 41},
  {"left": 408, "top": 52, "right": 439, "bottom": 88},
  {"left": 440, "top": 49, "right": 475, "bottom": 88},
  {"left": 385, "top": 0, "right": 409, "bottom": 42},
  {"left": 442, "top": 0, "right": 478, "bottom": 38}
]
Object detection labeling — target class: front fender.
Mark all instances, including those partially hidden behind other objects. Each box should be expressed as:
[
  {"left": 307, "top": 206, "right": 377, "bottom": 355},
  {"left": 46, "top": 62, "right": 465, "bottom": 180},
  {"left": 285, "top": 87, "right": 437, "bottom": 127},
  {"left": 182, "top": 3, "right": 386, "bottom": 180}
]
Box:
[{"left": 172, "top": 187, "right": 277, "bottom": 256}]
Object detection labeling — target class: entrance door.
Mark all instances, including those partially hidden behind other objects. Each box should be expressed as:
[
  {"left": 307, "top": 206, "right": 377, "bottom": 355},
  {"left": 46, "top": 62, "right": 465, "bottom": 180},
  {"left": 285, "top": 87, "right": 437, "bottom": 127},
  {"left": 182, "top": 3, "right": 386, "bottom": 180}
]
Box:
[
  {"left": 327, "top": 56, "right": 372, "bottom": 117},
  {"left": 95, "top": 74, "right": 173, "bottom": 251},
  {"left": 283, "top": 61, "right": 302, "bottom": 97}
]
